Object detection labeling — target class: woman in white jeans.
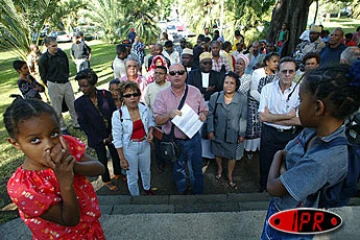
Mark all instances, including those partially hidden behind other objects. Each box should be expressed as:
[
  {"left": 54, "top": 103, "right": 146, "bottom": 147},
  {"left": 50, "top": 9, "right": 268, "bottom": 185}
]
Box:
[{"left": 112, "top": 81, "right": 155, "bottom": 196}]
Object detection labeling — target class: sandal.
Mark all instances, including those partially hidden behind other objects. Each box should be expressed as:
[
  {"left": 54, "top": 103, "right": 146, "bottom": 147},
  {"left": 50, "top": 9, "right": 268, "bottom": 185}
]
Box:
[
  {"left": 229, "top": 181, "right": 237, "bottom": 189},
  {"left": 104, "top": 182, "right": 119, "bottom": 192},
  {"left": 215, "top": 173, "right": 222, "bottom": 180},
  {"left": 114, "top": 174, "right": 127, "bottom": 182}
]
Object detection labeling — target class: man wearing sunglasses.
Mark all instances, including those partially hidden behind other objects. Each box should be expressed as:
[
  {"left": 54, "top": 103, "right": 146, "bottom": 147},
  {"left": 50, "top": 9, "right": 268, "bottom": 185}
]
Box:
[
  {"left": 153, "top": 64, "right": 208, "bottom": 195},
  {"left": 258, "top": 57, "right": 301, "bottom": 193}
]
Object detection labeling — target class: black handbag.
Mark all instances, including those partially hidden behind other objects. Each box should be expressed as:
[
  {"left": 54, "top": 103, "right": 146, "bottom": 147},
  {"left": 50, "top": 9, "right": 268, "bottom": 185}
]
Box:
[
  {"left": 160, "top": 85, "right": 188, "bottom": 163},
  {"left": 159, "top": 132, "right": 179, "bottom": 163}
]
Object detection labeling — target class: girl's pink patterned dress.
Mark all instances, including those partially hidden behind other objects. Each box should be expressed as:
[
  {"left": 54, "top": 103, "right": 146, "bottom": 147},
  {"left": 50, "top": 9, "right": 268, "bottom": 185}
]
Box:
[{"left": 7, "top": 135, "right": 105, "bottom": 240}]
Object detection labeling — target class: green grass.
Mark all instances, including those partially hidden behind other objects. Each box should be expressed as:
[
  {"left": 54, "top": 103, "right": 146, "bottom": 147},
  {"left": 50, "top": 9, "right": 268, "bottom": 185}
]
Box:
[
  {"left": 322, "top": 17, "right": 360, "bottom": 34},
  {"left": 0, "top": 41, "right": 116, "bottom": 222}
]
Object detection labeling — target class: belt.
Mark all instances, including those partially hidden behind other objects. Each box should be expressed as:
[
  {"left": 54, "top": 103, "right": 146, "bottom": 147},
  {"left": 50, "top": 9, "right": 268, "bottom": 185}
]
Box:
[
  {"left": 265, "top": 124, "right": 297, "bottom": 133},
  {"left": 131, "top": 137, "right": 146, "bottom": 142},
  {"left": 175, "top": 137, "right": 190, "bottom": 141}
]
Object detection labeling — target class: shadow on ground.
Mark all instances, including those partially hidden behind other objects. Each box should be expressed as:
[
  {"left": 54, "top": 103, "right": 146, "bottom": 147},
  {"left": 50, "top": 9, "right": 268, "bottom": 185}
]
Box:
[{"left": 95, "top": 149, "right": 260, "bottom": 196}]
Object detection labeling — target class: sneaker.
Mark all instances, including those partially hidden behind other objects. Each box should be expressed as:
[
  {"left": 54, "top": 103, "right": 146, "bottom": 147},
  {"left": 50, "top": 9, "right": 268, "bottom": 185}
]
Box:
[{"left": 144, "top": 189, "right": 155, "bottom": 195}]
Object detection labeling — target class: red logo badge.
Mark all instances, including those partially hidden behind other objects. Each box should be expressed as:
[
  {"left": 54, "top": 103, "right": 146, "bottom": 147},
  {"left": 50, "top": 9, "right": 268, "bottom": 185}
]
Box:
[{"left": 269, "top": 208, "right": 342, "bottom": 234}]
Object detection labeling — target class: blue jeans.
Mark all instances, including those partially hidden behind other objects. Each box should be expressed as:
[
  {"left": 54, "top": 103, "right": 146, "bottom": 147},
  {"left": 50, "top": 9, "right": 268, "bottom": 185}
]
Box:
[
  {"left": 261, "top": 199, "right": 314, "bottom": 240},
  {"left": 123, "top": 140, "right": 151, "bottom": 196},
  {"left": 173, "top": 133, "right": 204, "bottom": 194}
]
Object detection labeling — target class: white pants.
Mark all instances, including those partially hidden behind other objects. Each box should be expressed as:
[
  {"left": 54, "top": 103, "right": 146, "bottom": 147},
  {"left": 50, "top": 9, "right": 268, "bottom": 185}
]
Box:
[
  {"left": 75, "top": 59, "right": 90, "bottom": 73},
  {"left": 123, "top": 140, "right": 151, "bottom": 196}
]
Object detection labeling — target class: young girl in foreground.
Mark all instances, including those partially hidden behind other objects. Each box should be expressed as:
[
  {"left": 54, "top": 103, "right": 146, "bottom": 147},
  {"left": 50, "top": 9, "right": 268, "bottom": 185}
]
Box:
[
  {"left": 5, "top": 98, "right": 106, "bottom": 239},
  {"left": 261, "top": 62, "right": 360, "bottom": 239}
]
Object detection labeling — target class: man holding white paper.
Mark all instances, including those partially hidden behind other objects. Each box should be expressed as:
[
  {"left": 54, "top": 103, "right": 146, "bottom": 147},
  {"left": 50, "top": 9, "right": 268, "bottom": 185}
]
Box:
[{"left": 153, "top": 63, "right": 208, "bottom": 195}]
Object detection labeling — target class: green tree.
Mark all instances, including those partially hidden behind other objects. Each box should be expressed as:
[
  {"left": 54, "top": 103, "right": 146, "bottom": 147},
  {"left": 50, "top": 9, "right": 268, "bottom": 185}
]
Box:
[
  {"left": 353, "top": 1, "right": 360, "bottom": 19},
  {"left": 128, "top": 0, "right": 163, "bottom": 43},
  {"left": 0, "top": 0, "right": 59, "bottom": 60},
  {"left": 81, "top": 0, "right": 163, "bottom": 44},
  {"left": 266, "top": 0, "right": 354, "bottom": 56},
  {"left": 49, "top": 0, "right": 86, "bottom": 32},
  {"left": 179, "top": 0, "right": 275, "bottom": 45}
]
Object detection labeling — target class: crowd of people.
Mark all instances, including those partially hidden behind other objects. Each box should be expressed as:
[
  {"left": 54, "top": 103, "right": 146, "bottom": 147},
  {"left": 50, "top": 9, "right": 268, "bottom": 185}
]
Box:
[{"left": 5, "top": 24, "right": 360, "bottom": 239}]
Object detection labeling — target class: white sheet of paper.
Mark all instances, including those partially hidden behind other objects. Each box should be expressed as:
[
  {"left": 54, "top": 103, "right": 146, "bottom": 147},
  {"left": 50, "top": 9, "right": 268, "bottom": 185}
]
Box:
[{"left": 171, "top": 103, "right": 203, "bottom": 138}]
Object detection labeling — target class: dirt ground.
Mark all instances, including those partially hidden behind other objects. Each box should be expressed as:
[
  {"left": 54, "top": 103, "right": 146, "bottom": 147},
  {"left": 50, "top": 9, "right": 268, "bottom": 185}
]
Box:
[{"left": 96, "top": 149, "right": 261, "bottom": 196}]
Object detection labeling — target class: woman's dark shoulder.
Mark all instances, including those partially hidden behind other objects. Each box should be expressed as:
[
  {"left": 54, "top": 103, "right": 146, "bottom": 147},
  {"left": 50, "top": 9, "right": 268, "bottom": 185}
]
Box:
[
  {"left": 97, "top": 89, "right": 112, "bottom": 97},
  {"left": 74, "top": 94, "right": 89, "bottom": 105}
]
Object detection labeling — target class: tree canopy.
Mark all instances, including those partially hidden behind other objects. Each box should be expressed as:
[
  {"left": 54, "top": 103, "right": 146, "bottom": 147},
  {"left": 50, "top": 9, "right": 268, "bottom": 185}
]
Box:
[
  {"left": 1, "top": 0, "right": 358, "bottom": 59},
  {"left": 0, "top": 0, "right": 59, "bottom": 59},
  {"left": 80, "top": 0, "right": 165, "bottom": 44},
  {"left": 179, "top": 0, "right": 275, "bottom": 44}
]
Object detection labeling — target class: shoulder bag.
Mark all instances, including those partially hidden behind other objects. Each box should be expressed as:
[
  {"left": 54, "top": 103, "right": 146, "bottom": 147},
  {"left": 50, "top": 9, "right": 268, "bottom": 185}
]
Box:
[{"left": 160, "top": 85, "right": 188, "bottom": 163}]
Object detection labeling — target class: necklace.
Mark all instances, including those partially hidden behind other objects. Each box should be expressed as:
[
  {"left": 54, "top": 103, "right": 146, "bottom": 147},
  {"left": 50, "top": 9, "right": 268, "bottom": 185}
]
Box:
[
  {"left": 224, "top": 94, "right": 234, "bottom": 101},
  {"left": 265, "top": 67, "right": 274, "bottom": 76},
  {"left": 90, "top": 91, "right": 98, "bottom": 106}
]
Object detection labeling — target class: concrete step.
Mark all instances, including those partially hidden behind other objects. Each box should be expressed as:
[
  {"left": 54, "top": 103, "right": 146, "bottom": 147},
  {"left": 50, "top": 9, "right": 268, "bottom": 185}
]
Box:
[
  {"left": 97, "top": 193, "right": 272, "bottom": 205},
  {"left": 98, "top": 193, "right": 270, "bottom": 215},
  {"left": 98, "top": 193, "right": 360, "bottom": 215}
]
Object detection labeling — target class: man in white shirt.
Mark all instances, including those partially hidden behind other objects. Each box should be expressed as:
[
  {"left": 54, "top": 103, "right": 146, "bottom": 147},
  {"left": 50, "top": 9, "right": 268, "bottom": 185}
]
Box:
[
  {"left": 112, "top": 44, "right": 129, "bottom": 79},
  {"left": 162, "top": 40, "right": 180, "bottom": 65},
  {"left": 143, "top": 66, "right": 171, "bottom": 112},
  {"left": 258, "top": 57, "right": 301, "bottom": 192}
]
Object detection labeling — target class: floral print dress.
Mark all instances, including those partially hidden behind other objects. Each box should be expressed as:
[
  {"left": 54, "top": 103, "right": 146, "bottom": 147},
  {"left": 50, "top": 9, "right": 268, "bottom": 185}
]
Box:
[{"left": 7, "top": 135, "right": 105, "bottom": 240}]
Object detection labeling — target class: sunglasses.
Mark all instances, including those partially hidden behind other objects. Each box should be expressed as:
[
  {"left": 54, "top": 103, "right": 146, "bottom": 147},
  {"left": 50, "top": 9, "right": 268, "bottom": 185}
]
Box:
[
  {"left": 154, "top": 72, "right": 166, "bottom": 75},
  {"left": 169, "top": 70, "right": 186, "bottom": 76},
  {"left": 280, "top": 69, "right": 295, "bottom": 75},
  {"left": 122, "top": 93, "right": 141, "bottom": 98}
]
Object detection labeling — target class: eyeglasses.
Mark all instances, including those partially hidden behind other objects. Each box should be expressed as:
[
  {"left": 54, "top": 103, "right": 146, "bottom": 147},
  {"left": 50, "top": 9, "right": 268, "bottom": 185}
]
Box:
[
  {"left": 280, "top": 69, "right": 295, "bottom": 75},
  {"left": 169, "top": 70, "right": 186, "bottom": 76},
  {"left": 122, "top": 93, "right": 141, "bottom": 98},
  {"left": 127, "top": 65, "right": 138, "bottom": 68},
  {"left": 201, "top": 61, "right": 212, "bottom": 65}
]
